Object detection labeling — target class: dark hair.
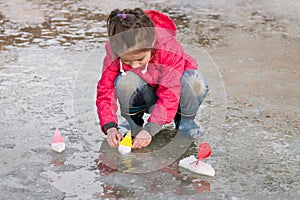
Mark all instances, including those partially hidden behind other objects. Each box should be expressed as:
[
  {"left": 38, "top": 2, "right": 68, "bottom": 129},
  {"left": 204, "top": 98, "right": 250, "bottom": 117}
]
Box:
[{"left": 107, "top": 8, "right": 155, "bottom": 57}]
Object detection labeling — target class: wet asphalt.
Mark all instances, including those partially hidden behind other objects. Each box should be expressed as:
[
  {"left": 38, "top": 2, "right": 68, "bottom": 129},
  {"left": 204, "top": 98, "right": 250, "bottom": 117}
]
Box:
[{"left": 0, "top": 0, "right": 299, "bottom": 199}]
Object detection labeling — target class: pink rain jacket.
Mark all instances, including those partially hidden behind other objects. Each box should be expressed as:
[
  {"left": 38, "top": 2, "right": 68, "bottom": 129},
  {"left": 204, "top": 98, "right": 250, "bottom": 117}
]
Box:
[{"left": 96, "top": 10, "right": 198, "bottom": 133}]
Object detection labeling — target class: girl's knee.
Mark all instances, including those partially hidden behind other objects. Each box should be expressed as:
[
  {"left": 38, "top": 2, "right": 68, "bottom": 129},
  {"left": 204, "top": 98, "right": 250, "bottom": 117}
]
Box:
[
  {"left": 115, "top": 71, "right": 145, "bottom": 92},
  {"left": 181, "top": 70, "right": 209, "bottom": 97}
]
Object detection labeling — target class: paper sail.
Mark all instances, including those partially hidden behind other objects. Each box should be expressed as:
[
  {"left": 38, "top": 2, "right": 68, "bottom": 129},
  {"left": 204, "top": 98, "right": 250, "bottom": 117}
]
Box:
[
  {"left": 179, "top": 155, "right": 215, "bottom": 176},
  {"left": 51, "top": 128, "right": 65, "bottom": 153},
  {"left": 118, "top": 130, "right": 132, "bottom": 154},
  {"left": 197, "top": 142, "right": 212, "bottom": 163}
]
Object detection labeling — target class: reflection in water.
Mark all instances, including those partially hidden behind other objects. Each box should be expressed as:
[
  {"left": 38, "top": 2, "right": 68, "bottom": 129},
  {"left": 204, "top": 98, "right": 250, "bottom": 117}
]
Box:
[
  {"left": 159, "top": 163, "right": 211, "bottom": 195},
  {"left": 96, "top": 129, "right": 210, "bottom": 198},
  {"left": 99, "top": 182, "right": 144, "bottom": 199},
  {"left": 97, "top": 128, "right": 196, "bottom": 173},
  {"left": 51, "top": 151, "right": 66, "bottom": 166},
  {"left": 97, "top": 160, "right": 210, "bottom": 198}
]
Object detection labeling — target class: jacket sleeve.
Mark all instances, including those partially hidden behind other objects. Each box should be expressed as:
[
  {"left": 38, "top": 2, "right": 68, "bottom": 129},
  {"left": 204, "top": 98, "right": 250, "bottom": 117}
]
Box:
[
  {"left": 147, "top": 47, "right": 186, "bottom": 126},
  {"left": 143, "top": 52, "right": 184, "bottom": 136},
  {"left": 145, "top": 34, "right": 200, "bottom": 131},
  {"left": 96, "top": 44, "right": 120, "bottom": 134}
]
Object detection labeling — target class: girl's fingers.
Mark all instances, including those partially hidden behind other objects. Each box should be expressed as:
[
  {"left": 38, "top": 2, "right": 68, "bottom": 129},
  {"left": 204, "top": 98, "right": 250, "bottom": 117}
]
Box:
[
  {"left": 107, "top": 132, "right": 121, "bottom": 147},
  {"left": 132, "top": 138, "right": 142, "bottom": 149},
  {"left": 113, "top": 135, "right": 120, "bottom": 147},
  {"left": 132, "top": 130, "right": 152, "bottom": 149},
  {"left": 107, "top": 136, "right": 115, "bottom": 147},
  {"left": 107, "top": 128, "right": 123, "bottom": 147},
  {"left": 144, "top": 139, "right": 151, "bottom": 147},
  {"left": 116, "top": 133, "right": 123, "bottom": 141},
  {"left": 132, "top": 138, "right": 151, "bottom": 149},
  {"left": 139, "top": 139, "right": 149, "bottom": 148},
  {"left": 111, "top": 137, "right": 118, "bottom": 147},
  {"left": 107, "top": 139, "right": 114, "bottom": 147}
]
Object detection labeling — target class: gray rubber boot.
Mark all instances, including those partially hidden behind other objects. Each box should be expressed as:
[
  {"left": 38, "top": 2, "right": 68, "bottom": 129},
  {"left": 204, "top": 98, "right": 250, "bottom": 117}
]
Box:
[{"left": 174, "top": 113, "right": 203, "bottom": 138}]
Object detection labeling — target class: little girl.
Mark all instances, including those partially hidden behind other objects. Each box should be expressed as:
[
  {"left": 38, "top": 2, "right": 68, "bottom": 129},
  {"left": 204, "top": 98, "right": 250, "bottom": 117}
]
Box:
[{"left": 96, "top": 8, "right": 209, "bottom": 149}]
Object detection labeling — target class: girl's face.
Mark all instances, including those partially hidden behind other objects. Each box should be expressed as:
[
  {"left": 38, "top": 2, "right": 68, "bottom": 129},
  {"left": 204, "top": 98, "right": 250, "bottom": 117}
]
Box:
[{"left": 120, "top": 50, "right": 152, "bottom": 69}]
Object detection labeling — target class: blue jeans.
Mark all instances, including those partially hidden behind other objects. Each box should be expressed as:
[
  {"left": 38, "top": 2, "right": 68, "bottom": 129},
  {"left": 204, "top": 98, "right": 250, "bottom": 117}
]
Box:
[{"left": 115, "top": 70, "right": 209, "bottom": 129}]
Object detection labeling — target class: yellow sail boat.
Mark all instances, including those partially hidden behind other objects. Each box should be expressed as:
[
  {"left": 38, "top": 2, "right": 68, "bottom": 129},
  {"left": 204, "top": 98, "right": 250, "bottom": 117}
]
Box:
[{"left": 118, "top": 130, "right": 132, "bottom": 154}]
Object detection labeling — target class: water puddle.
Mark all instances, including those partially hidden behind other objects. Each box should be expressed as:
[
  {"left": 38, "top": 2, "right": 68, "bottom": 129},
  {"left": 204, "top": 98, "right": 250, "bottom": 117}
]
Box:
[
  {"left": 1, "top": 0, "right": 299, "bottom": 199},
  {"left": 0, "top": 0, "right": 108, "bottom": 50}
]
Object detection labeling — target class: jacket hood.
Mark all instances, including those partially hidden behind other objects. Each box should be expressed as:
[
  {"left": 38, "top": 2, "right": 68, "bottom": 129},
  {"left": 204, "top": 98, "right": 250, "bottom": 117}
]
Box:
[{"left": 145, "top": 10, "right": 177, "bottom": 37}]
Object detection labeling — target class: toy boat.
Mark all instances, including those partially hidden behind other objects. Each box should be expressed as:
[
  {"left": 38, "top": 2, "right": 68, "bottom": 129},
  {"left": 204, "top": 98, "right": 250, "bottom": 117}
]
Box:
[
  {"left": 118, "top": 130, "right": 132, "bottom": 154},
  {"left": 179, "top": 155, "right": 215, "bottom": 176},
  {"left": 179, "top": 142, "right": 215, "bottom": 176},
  {"left": 51, "top": 128, "right": 65, "bottom": 153}
]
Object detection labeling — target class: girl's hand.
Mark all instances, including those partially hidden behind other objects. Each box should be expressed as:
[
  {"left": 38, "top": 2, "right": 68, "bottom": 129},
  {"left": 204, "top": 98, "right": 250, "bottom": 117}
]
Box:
[
  {"left": 107, "top": 128, "right": 123, "bottom": 147},
  {"left": 132, "top": 130, "right": 152, "bottom": 149}
]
